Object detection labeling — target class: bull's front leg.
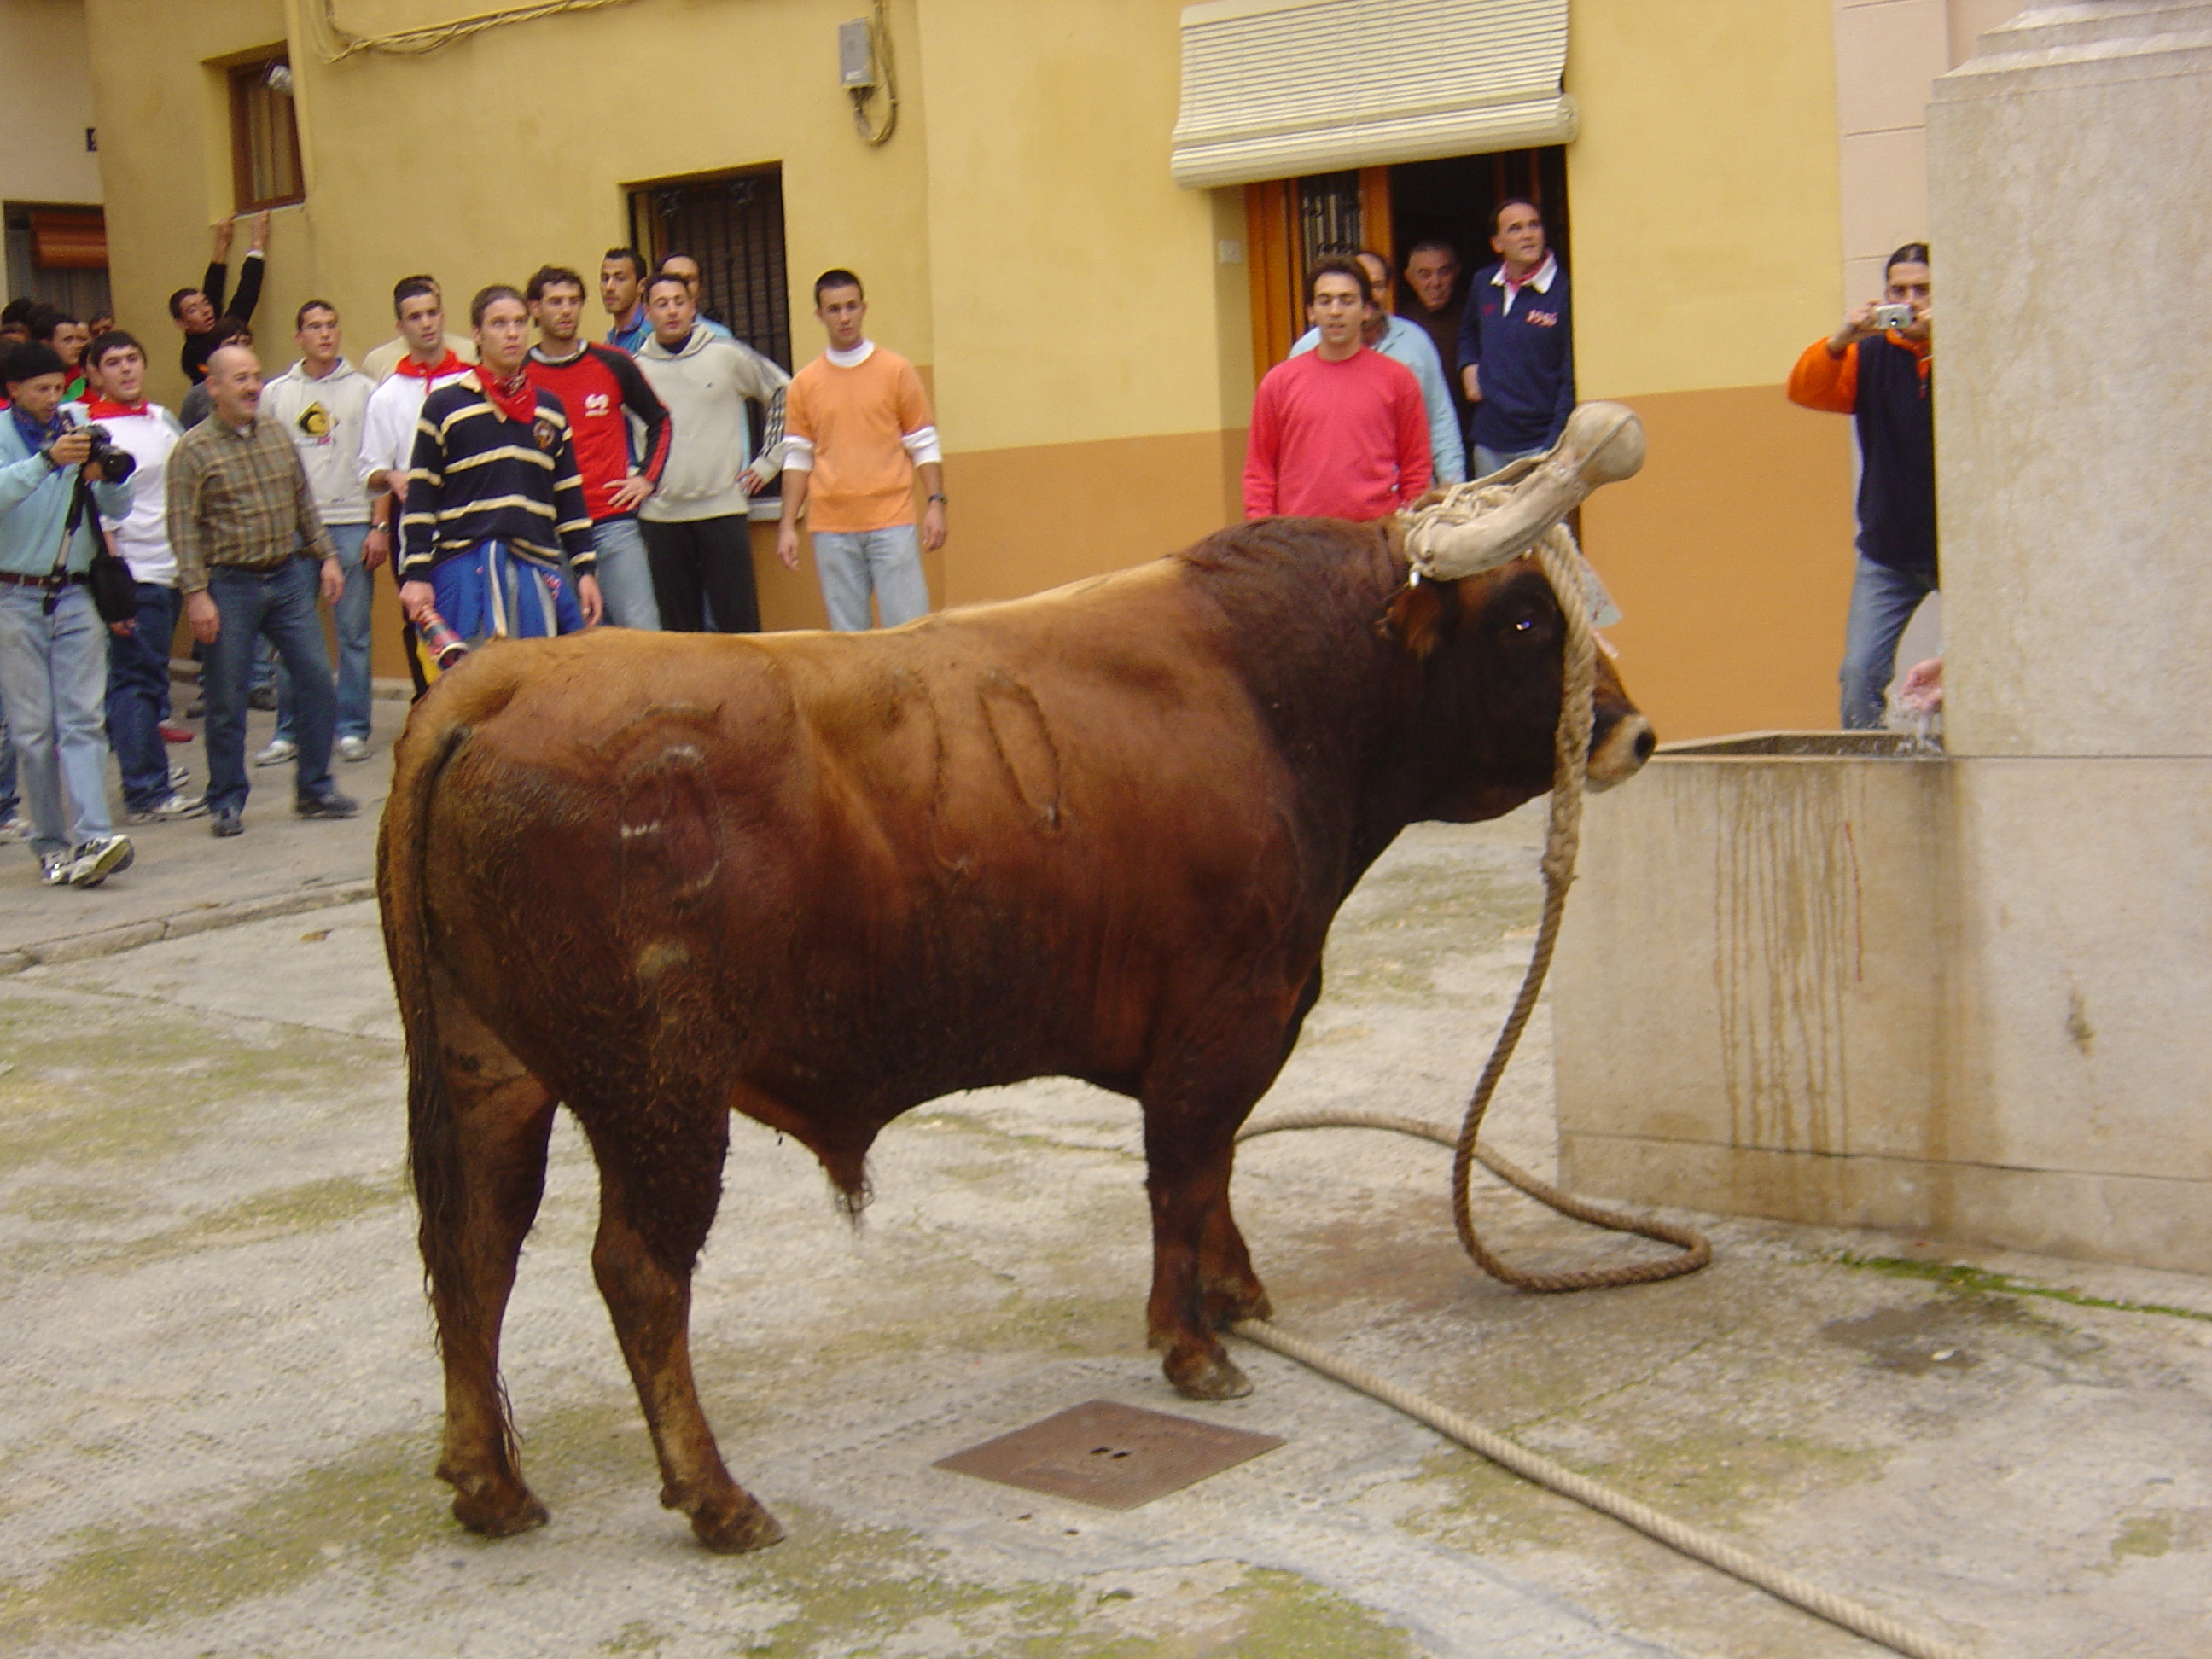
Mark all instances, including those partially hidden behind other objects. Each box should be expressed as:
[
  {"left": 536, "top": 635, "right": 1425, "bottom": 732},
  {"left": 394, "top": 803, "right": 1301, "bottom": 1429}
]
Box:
[{"left": 1139, "top": 1052, "right": 1280, "bottom": 1400}]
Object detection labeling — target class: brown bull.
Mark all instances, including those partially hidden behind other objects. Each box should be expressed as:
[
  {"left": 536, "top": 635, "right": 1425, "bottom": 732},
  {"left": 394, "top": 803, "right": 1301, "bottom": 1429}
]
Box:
[{"left": 378, "top": 514, "right": 1653, "bottom": 1553}]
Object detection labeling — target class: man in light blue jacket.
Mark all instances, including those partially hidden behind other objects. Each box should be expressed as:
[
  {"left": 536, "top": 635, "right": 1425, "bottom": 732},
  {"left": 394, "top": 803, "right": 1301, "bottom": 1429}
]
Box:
[
  {"left": 0, "top": 342, "right": 137, "bottom": 887},
  {"left": 1289, "top": 248, "right": 1465, "bottom": 490}
]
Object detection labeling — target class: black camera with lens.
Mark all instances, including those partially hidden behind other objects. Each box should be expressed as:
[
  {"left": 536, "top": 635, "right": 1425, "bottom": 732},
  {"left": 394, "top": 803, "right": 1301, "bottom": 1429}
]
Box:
[{"left": 76, "top": 422, "right": 137, "bottom": 484}]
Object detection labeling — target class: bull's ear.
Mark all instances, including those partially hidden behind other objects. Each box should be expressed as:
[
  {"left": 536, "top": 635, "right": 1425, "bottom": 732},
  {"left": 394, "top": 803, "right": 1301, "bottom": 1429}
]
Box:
[{"left": 1386, "top": 578, "right": 1459, "bottom": 661}]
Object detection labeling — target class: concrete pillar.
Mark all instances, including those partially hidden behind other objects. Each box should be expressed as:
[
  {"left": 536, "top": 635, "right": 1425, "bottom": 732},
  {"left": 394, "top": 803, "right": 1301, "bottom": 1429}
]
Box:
[
  {"left": 1927, "top": 3, "right": 2212, "bottom": 1266},
  {"left": 1930, "top": 3, "right": 2212, "bottom": 756}
]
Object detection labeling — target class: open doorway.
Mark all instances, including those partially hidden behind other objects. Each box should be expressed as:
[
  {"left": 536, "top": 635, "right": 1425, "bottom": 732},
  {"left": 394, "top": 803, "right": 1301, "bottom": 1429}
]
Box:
[{"left": 1243, "top": 145, "right": 1569, "bottom": 380}]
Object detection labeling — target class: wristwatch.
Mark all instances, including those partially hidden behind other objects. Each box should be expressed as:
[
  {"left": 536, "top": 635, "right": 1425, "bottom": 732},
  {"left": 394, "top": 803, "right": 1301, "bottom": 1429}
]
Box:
[{"left": 927, "top": 492, "right": 948, "bottom": 505}]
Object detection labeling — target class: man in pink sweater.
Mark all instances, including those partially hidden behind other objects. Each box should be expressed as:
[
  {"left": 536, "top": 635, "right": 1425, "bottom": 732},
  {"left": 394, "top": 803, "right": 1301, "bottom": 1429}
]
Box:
[{"left": 1243, "top": 257, "right": 1432, "bottom": 521}]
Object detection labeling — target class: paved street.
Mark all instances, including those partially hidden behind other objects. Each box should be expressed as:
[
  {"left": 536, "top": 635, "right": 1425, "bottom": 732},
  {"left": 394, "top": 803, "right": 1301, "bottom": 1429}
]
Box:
[{"left": 1, "top": 781, "right": 2207, "bottom": 1657}]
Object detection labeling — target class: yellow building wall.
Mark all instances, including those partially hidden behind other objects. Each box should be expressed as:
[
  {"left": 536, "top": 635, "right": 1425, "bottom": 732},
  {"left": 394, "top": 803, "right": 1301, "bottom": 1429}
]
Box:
[
  {"left": 84, "top": 0, "right": 1854, "bottom": 737},
  {"left": 0, "top": 0, "right": 106, "bottom": 205},
  {"left": 1564, "top": 0, "right": 1860, "bottom": 739},
  {"left": 913, "top": 0, "right": 1250, "bottom": 607}
]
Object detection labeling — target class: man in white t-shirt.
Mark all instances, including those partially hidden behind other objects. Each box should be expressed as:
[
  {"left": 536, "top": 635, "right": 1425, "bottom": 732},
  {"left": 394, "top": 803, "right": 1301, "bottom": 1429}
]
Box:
[
  {"left": 261, "top": 300, "right": 377, "bottom": 763},
  {"left": 84, "top": 330, "right": 205, "bottom": 823},
  {"left": 360, "top": 277, "right": 471, "bottom": 692}
]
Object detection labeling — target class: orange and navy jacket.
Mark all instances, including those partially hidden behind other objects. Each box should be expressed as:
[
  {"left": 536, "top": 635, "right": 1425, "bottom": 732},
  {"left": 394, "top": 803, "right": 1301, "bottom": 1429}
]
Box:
[
  {"left": 524, "top": 342, "right": 671, "bottom": 522},
  {"left": 1788, "top": 331, "right": 1936, "bottom": 577}
]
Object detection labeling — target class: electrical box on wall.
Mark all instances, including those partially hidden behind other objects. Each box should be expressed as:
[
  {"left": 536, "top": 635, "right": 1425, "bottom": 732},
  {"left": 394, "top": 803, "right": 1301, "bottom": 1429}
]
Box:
[{"left": 838, "top": 20, "right": 876, "bottom": 89}]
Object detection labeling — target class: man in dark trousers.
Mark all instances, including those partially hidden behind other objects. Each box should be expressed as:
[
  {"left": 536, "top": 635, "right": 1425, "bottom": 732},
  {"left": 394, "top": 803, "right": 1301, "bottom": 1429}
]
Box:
[
  {"left": 170, "top": 212, "right": 271, "bottom": 386},
  {"left": 1456, "top": 198, "right": 1575, "bottom": 478},
  {"left": 1787, "top": 242, "right": 1936, "bottom": 729}
]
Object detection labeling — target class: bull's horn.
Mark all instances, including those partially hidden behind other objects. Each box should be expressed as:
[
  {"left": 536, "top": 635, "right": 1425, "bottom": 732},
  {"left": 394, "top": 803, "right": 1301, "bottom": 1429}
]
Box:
[{"left": 1408, "top": 402, "right": 1645, "bottom": 581}]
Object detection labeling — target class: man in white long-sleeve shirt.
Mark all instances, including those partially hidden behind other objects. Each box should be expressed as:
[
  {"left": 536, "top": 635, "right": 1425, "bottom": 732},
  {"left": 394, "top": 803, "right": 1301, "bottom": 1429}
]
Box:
[{"left": 359, "top": 277, "right": 470, "bottom": 691}]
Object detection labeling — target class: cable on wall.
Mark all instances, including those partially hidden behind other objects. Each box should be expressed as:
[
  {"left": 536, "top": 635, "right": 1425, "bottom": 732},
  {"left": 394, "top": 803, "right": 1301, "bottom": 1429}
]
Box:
[{"left": 313, "top": 0, "right": 637, "bottom": 61}]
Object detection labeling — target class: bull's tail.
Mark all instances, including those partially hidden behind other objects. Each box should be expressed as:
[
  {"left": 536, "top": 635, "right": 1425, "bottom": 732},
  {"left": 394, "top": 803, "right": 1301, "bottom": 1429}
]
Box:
[{"left": 376, "top": 706, "right": 477, "bottom": 1352}]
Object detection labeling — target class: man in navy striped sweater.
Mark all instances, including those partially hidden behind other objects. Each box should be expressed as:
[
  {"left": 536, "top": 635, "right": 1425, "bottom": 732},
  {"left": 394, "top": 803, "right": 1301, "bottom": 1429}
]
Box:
[{"left": 399, "top": 287, "right": 602, "bottom": 643}]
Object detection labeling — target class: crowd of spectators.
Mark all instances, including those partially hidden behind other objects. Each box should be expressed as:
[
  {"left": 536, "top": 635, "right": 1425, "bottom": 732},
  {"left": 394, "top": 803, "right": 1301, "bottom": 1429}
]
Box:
[{"left": 0, "top": 218, "right": 946, "bottom": 890}]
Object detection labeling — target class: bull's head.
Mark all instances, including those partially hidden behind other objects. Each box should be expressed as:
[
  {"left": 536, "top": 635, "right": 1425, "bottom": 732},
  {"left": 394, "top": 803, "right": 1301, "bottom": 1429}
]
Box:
[{"left": 1387, "top": 404, "right": 1656, "bottom": 820}]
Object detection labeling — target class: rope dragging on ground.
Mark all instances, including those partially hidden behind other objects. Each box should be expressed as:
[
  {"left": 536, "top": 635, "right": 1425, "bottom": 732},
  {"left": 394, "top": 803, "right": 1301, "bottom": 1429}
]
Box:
[{"left": 1229, "top": 475, "right": 1984, "bottom": 1659}]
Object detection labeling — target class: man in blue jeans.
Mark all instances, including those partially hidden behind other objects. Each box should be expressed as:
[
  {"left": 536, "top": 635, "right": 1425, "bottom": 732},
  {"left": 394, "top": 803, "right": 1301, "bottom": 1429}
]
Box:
[
  {"left": 83, "top": 329, "right": 205, "bottom": 823},
  {"left": 0, "top": 341, "right": 137, "bottom": 887},
  {"left": 166, "top": 343, "right": 356, "bottom": 836},
  {"left": 1786, "top": 242, "right": 1936, "bottom": 728},
  {"left": 258, "top": 300, "right": 377, "bottom": 766}
]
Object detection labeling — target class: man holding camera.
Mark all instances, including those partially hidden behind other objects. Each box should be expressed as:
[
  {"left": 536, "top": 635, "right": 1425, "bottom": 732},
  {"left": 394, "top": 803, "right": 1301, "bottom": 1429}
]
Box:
[
  {"left": 167, "top": 343, "right": 356, "bottom": 837},
  {"left": 1787, "top": 241, "right": 1935, "bottom": 729},
  {"left": 0, "top": 342, "right": 138, "bottom": 887}
]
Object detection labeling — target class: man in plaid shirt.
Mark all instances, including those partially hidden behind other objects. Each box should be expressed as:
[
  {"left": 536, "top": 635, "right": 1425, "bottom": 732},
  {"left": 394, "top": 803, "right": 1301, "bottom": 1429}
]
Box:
[{"left": 166, "top": 343, "right": 357, "bottom": 837}]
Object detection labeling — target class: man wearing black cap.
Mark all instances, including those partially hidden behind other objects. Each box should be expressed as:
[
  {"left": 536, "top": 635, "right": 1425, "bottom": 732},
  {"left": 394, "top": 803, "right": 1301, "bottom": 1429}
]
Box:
[{"left": 0, "top": 342, "right": 137, "bottom": 887}]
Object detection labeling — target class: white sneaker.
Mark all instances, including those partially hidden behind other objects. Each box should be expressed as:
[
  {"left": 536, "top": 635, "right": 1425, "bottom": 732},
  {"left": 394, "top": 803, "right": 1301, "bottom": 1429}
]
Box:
[
  {"left": 0, "top": 810, "right": 26, "bottom": 844},
  {"left": 68, "top": 835, "right": 135, "bottom": 888},
  {"left": 168, "top": 763, "right": 191, "bottom": 789},
  {"left": 337, "top": 735, "right": 371, "bottom": 763},
  {"left": 39, "top": 850, "right": 72, "bottom": 885},
  {"left": 254, "top": 737, "right": 297, "bottom": 768},
  {"left": 126, "top": 793, "right": 210, "bottom": 824}
]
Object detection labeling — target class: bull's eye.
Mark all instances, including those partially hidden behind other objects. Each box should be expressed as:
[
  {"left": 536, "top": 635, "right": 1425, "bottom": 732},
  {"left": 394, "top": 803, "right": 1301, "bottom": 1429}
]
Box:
[{"left": 1513, "top": 617, "right": 1535, "bottom": 632}]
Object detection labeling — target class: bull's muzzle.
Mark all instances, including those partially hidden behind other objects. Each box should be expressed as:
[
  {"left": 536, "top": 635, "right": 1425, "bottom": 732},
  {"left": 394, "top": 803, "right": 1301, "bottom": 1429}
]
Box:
[{"left": 1587, "top": 712, "right": 1656, "bottom": 790}]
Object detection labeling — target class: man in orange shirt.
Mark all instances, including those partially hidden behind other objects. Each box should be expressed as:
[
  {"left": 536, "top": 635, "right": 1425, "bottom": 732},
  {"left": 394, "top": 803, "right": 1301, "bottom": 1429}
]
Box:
[{"left": 775, "top": 270, "right": 943, "bottom": 631}]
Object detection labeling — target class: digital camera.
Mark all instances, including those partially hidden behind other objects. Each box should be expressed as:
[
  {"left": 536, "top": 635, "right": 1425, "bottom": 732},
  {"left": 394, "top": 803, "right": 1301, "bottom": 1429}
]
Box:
[
  {"left": 73, "top": 422, "right": 137, "bottom": 483},
  {"left": 1871, "top": 303, "right": 1916, "bottom": 330}
]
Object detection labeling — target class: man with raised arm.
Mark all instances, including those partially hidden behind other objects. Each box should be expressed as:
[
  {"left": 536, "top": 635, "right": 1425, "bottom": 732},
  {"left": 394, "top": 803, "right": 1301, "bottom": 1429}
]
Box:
[{"left": 171, "top": 212, "right": 271, "bottom": 387}]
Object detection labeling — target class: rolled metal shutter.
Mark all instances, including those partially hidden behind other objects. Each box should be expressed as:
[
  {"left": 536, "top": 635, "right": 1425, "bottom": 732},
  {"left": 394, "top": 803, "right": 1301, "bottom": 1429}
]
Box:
[{"left": 1172, "top": 0, "right": 1575, "bottom": 189}]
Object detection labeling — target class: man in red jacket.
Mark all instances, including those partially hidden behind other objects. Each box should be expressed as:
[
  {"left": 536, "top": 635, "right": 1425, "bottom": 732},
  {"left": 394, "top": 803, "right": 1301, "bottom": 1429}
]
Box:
[
  {"left": 525, "top": 265, "right": 672, "bottom": 629},
  {"left": 1243, "top": 258, "right": 1431, "bottom": 521}
]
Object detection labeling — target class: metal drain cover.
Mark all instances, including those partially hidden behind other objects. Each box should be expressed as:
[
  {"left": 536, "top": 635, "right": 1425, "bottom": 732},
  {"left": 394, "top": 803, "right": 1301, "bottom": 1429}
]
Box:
[{"left": 934, "top": 1399, "right": 1283, "bottom": 1511}]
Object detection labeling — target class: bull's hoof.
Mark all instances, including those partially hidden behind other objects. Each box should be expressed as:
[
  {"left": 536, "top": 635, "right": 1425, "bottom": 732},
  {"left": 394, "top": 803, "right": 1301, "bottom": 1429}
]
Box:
[
  {"left": 441, "top": 1465, "right": 550, "bottom": 1538},
  {"left": 1164, "top": 1348, "right": 1254, "bottom": 1401},
  {"left": 689, "top": 1491, "right": 786, "bottom": 1554}
]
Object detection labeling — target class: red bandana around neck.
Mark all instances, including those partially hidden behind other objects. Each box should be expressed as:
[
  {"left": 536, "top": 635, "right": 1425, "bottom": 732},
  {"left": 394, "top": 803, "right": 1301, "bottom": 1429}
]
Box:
[
  {"left": 393, "top": 349, "right": 466, "bottom": 381},
  {"left": 474, "top": 367, "right": 537, "bottom": 425},
  {"left": 84, "top": 398, "right": 149, "bottom": 421}
]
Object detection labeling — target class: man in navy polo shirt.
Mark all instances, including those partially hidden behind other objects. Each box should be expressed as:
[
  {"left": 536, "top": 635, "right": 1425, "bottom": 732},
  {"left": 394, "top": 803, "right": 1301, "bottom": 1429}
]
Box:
[{"left": 1456, "top": 198, "right": 1575, "bottom": 479}]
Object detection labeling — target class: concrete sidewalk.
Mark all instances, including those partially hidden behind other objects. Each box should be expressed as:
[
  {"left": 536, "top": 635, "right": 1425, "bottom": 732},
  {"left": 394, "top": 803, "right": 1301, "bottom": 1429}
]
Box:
[
  {"left": 0, "top": 701, "right": 393, "bottom": 969},
  {"left": 1, "top": 804, "right": 2206, "bottom": 1657}
]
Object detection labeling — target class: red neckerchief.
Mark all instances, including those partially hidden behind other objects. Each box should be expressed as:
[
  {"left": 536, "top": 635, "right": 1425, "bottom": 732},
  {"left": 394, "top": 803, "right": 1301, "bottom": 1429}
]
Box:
[
  {"left": 84, "top": 399, "right": 148, "bottom": 421},
  {"left": 472, "top": 367, "right": 538, "bottom": 426},
  {"left": 393, "top": 349, "right": 467, "bottom": 381}
]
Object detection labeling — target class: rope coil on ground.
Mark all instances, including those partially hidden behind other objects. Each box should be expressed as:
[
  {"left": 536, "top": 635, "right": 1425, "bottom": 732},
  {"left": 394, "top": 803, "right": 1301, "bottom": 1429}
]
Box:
[{"left": 1231, "top": 483, "right": 1982, "bottom": 1658}]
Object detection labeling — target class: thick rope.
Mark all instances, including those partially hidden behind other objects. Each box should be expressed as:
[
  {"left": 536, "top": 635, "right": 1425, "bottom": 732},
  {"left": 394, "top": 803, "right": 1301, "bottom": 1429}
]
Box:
[
  {"left": 1237, "top": 500, "right": 1708, "bottom": 1293},
  {"left": 1227, "top": 492, "right": 1985, "bottom": 1659},
  {"left": 1231, "top": 1317, "right": 1981, "bottom": 1659}
]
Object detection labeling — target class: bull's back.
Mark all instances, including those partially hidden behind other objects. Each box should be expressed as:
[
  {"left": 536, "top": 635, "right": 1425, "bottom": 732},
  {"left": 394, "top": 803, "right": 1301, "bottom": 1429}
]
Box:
[{"left": 406, "top": 567, "right": 1323, "bottom": 1108}]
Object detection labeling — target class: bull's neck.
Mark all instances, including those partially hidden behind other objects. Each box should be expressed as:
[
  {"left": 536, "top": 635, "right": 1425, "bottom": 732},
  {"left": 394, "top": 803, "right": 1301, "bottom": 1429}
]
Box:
[{"left": 1178, "top": 521, "right": 1431, "bottom": 890}]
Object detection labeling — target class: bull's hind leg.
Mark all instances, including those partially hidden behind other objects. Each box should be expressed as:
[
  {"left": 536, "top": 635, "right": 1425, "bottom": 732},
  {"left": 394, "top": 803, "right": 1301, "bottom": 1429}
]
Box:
[
  {"left": 421, "top": 994, "right": 559, "bottom": 1537},
  {"left": 1198, "top": 1194, "right": 1272, "bottom": 1330},
  {"left": 573, "top": 1091, "right": 783, "bottom": 1554}
]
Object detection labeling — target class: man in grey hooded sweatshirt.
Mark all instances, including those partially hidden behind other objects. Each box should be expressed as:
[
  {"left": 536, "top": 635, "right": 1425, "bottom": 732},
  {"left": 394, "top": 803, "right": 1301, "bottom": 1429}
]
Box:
[{"left": 634, "top": 272, "right": 788, "bottom": 633}]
